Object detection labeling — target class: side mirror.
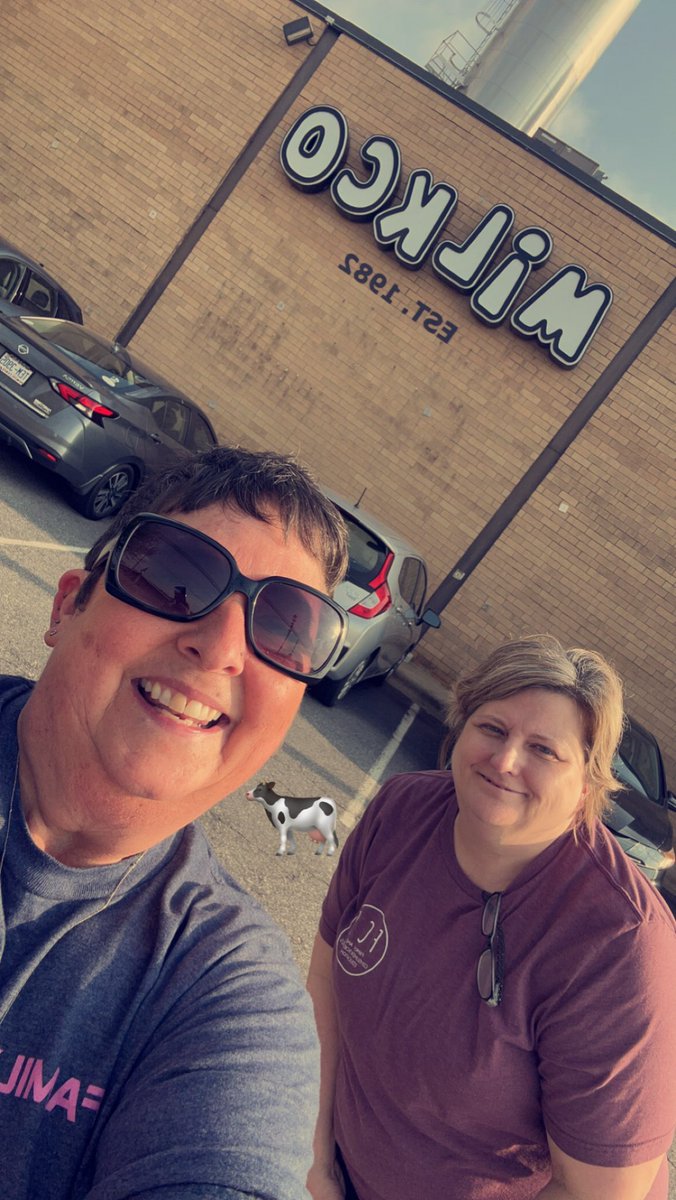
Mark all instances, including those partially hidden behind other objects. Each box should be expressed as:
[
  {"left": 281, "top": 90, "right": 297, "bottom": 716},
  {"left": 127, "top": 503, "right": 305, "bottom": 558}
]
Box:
[{"left": 419, "top": 608, "right": 441, "bottom": 629}]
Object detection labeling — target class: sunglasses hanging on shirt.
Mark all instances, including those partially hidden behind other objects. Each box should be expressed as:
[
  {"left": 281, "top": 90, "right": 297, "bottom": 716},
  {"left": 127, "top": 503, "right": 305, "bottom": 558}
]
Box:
[{"left": 477, "top": 890, "right": 504, "bottom": 1008}]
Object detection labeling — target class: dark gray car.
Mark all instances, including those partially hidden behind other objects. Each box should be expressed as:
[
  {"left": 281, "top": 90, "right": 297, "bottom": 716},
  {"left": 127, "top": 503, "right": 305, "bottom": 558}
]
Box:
[
  {"left": 0, "top": 236, "right": 83, "bottom": 322},
  {"left": 608, "top": 716, "right": 675, "bottom": 890},
  {"left": 0, "top": 308, "right": 217, "bottom": 518},
  {"left": 310, "top": 491, "right": 440, "bottom": 705}
]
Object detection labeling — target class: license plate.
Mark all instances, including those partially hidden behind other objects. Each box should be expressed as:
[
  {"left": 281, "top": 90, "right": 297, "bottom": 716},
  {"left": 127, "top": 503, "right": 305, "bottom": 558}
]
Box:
[{"left": 0, "top": 352, "right": 33, "bottom": 386}]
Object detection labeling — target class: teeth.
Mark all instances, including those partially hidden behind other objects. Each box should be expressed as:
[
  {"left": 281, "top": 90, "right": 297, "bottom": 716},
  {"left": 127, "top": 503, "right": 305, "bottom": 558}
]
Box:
[{"left": 139, "top": 679, "right": 222, "bottom": 725}]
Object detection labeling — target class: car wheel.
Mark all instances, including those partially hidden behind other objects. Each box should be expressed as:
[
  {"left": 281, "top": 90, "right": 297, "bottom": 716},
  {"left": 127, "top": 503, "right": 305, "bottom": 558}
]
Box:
[
  {"left": 312, "top": 655, "right": 373, "bottom": 707},
  {"left": 76, "top": 465, "right": 137, "bottom": 520}
]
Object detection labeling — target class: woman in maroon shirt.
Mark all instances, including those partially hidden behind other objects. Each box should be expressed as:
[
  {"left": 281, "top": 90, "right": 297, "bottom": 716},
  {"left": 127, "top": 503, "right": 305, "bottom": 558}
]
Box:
[{"left": 307, "top": 634, "right": 676, "bottom": 1200}]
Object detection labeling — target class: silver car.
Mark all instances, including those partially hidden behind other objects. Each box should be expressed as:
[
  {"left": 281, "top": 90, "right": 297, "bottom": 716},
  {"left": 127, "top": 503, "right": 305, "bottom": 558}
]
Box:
[{"left": 310, "top": 491, "right": 440, "bottom": 706}]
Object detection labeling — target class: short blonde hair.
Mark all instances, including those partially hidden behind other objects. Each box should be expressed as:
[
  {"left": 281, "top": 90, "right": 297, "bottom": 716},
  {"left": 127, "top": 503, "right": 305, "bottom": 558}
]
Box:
[{"left": 441, "top": 634, "right": 625, "bottom": 828}]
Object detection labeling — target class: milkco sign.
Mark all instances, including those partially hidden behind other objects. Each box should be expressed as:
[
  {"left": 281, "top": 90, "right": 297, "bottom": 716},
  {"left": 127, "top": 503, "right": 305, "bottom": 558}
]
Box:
[{"left": 280, "top": 106, "right": 614, "bottom": 368}]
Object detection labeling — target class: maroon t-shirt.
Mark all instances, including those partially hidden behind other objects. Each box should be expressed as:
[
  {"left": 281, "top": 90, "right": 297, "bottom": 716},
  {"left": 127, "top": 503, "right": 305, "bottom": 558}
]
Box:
[{"left": 320, "top": 771, "right": 676, "bottom": 1200}]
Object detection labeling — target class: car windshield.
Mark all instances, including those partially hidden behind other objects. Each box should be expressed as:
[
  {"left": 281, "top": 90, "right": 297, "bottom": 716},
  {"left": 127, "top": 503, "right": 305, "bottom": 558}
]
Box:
[
  {"left": 612, "top": 754, "right": 648, "bottom": 798},
  {"left": 19, "top": 318, "right": 154, "bottom": 387},
  {"left": 617, "top": 724, "right": 662, "bottom": 801},
  {"left": 341, "top": 513, "right": 389, "bottom": 589}
]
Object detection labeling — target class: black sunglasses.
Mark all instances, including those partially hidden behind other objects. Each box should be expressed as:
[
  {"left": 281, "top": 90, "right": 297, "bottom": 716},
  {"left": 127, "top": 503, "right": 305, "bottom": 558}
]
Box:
[
  {"left": 99, "top": 513, "right": 348, "bottom": 683},
  {"left": 476, "top": 891, "right": 504, "bottom": 1008}
]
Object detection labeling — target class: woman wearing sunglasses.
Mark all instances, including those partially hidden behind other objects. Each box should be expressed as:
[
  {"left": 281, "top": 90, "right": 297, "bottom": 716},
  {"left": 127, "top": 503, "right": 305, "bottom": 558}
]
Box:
[
  {"left": 0, "top": 445, "right": 350, "bottom": 1200},
  {"left": 307, "top": 636, "right": 675, "bottom": 1200}
]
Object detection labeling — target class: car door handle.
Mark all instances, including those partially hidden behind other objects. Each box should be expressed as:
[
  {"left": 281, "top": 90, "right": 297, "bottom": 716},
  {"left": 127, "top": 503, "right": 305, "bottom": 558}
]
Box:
[{"left": 150, "top": 433, "right": 161, "bottom": 442}]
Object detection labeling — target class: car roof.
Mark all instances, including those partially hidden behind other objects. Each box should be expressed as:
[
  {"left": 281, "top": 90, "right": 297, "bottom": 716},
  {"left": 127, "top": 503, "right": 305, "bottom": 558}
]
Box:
[
  {"left": 0, "top": 235, "right": 82, "bottom": 314},
  {"left": 622, "top": 714, "right": 659, "bottom": 747},
  {"left": 324, "top": 487, "right": 425, "bottom": 559},
  {"left": 0, "top": 234, "right": 43, "bottom": 269},
  {"left": 0, "top": 235, "right": 70, "bottom": 292}
]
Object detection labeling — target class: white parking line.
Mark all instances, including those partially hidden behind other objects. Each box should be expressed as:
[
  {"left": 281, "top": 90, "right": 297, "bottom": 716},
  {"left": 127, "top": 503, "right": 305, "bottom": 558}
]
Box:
[
  {"left": 343, "top": 701, "right": 420, "bottom": 830},
  {"left": 0, "top": 538, "right": 89, "bottom": 553}
]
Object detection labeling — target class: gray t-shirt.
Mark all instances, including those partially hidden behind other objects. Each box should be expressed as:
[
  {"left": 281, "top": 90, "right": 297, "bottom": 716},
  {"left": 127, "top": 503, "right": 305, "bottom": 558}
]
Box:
[{"left": 0, "top": 676, "right": 319, "bottom": 1199}]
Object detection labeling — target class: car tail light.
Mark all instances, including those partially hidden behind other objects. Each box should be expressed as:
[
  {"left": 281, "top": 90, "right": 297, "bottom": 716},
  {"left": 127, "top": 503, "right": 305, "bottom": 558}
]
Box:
[
  {"left": 50, "top": 379, "right": 118, "bottom": 420},
  {"left": 349, "top": 551, "right": 394, "bottom": 619}
]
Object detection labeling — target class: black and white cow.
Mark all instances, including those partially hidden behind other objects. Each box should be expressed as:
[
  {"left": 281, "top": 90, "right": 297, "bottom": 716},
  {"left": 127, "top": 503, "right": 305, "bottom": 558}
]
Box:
[{"left": 245, "top": 781, "right": 339, "bottom": 857}]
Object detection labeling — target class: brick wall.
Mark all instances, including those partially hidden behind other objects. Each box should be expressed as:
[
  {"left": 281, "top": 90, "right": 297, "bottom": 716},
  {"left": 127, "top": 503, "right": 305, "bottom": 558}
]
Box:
[
  {"left": 2, "top": 4, "right": 675, "bottom": 777},
  {"left": 1, "top": 0, "right": 307, "bottom": 330}
]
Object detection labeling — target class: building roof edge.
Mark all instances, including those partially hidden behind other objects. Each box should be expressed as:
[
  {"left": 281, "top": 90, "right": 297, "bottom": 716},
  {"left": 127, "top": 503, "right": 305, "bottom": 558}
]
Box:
[{"left": 292, "top": 0, "right": 676, "bottom": 248}]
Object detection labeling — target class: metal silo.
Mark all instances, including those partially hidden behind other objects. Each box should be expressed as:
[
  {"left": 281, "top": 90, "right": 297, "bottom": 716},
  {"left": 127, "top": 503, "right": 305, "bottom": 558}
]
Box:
[{"left": 428, "top": 0, "right": 642, "bottom": 135}]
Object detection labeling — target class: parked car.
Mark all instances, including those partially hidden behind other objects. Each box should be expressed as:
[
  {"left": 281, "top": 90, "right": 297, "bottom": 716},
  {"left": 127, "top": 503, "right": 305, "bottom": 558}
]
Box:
[
  {"left": 0, "top": 236, "right": 83, "bottom": 322},
  {"left": 310, "top": 491, "right": 440, "bottom": 705},
  {"left": 608, "top": 716, "right": 675, "bottom": 889},
  {"left": 0, "top": 307, "right": 217, "bottom": 518}
]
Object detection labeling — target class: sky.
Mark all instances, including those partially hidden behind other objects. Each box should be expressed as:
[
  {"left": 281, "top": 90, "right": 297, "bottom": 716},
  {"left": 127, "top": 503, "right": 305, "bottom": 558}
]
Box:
[{"left": 321, "top": 0, "right": 675, "bottom": 230}]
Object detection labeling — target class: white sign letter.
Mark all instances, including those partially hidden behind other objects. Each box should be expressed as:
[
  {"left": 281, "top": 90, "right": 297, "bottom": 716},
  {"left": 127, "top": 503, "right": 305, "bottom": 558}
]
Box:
[
  {"left": 331, "top": 136, "right": 402, "bottom": 220},
  {"left": 511, "top": 265, "right": 613, "bottom": 367},
  {"left": 471, "top": 227, "right": 552, "bottom": 325},
  {"left": 280, "top": 105, "right": 349, "bottom": 192},
  {"left": 432, "top": 204, "right": 514, "bottom": 292},
  {"left": 374, "top": 169, "right": 457, "bottom": 268}
]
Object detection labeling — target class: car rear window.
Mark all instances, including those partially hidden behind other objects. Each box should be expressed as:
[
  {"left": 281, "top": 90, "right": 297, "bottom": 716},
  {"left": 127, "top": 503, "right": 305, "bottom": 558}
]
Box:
[
  {"left": 341, "top": 513, "right": 389, "bottom": 589},
  {"left": 19, "top": 318, "right": 153, "bottom": 386}
]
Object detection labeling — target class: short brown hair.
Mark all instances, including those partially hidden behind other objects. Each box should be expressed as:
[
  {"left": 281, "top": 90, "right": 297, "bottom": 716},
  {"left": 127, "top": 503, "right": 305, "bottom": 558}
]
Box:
[
  {"left": 440, "top": 634, "right": 625, "bottom": 827},
  {"left": 76, "top": 445, "right": 349, "bottom": 608}
]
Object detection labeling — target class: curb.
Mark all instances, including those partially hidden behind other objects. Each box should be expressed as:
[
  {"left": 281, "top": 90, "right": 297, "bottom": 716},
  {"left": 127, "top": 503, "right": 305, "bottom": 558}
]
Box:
[{"left": 387, "top": 659, "right": 449, "bottom": 721}]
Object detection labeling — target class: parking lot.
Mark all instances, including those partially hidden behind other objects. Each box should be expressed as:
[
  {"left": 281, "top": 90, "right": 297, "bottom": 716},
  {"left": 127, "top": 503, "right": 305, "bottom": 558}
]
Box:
[{"left": 1, "top": 444, "right": 673, "bottom": 1191}]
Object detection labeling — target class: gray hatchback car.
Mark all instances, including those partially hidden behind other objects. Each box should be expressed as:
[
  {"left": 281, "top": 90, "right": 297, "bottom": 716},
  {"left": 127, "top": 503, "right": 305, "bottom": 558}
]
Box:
[{"left": 310, "top": 491, "right": 440, "bottom": 705}]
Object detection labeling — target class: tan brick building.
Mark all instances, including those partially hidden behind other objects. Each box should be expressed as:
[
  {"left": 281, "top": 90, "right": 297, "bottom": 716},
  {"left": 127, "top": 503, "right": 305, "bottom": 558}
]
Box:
[{"left": 2, "top": 0, "right": 675, "bottom": 775}]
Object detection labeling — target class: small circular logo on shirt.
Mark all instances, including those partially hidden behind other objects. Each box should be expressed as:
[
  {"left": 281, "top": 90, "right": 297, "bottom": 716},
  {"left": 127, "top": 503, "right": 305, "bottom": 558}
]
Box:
[{"left": 335, "top": 904, "right": 388, "bottom": 975}]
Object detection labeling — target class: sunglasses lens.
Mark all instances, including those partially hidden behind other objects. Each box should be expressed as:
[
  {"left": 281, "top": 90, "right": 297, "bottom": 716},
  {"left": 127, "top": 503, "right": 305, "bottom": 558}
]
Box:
[
  {"left": 477, "top": 947, "right": 495, "bottom": 1001},
  {"left": 117, "top": 523, "right": 230, "bottom": 617},
  {"left": 481, "top": 893, "right": 501, "bottom": 937},
  {"left": 252, "top": 582, "right": 343, "bottom": 676}
]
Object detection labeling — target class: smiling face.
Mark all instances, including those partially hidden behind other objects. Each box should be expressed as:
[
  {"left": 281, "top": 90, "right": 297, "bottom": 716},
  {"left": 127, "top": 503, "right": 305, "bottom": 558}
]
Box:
[
  {"left": 450, "top": 688, "right": 589, "bottom": 848},
  {"left": 30, "top": 503, "right": 328, "bottom": 840}
]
